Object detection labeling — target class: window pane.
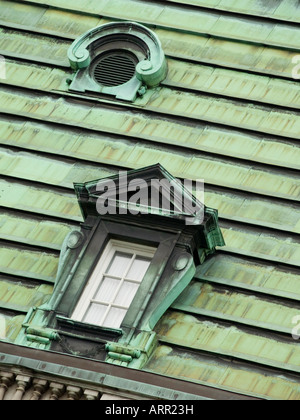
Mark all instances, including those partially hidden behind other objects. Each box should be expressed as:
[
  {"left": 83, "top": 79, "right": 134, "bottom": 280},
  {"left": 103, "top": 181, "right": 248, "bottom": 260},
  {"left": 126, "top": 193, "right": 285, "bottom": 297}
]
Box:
[
  {"left": 114, "top": 281, "right": 139, "bottom": 307},
  {"left": 71, "top": 240, "right": 155, "bottom": 329},
  {"left": 126, "top": 257, "right": 151, "bottom": 281},
  {"left": 83, "top": 303, "right": 107, "bottom": 325},
  {"left": 106, "top": 251, "right": 132, "bottom": 277},
  {"left": 93, "top": 277, "right": 120, "bottom": 302},
  {"left": 102, "top": 307, "right": 127, "bottom": 329}
]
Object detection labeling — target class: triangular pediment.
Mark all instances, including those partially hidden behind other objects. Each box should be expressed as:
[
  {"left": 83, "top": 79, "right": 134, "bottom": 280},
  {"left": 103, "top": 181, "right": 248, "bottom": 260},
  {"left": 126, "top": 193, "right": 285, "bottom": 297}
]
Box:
[
  {"left": 74, "top": 164, "right": 204, "bottom": 224},
  {"left": 74, "top": 164, "right": 225, "bottom": 251}
]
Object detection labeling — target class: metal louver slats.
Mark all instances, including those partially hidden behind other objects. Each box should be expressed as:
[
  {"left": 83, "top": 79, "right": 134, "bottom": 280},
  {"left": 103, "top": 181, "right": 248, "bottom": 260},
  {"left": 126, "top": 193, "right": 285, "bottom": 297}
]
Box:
[{"left": 93, "top": 51, "right": 137, "bottom": 87}]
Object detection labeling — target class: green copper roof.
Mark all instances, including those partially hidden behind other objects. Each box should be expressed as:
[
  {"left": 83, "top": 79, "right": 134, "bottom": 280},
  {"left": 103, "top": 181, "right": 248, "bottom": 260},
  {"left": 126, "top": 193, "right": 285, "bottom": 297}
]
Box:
[
  {"left": 162, "top": 0, "right": 300, "bottom": 24},
  {"left": 155, "top": 311, "right": 300, "bottom": 373},
  {"left": 0, "top": 0, "right": 299, "bottom": 400}
]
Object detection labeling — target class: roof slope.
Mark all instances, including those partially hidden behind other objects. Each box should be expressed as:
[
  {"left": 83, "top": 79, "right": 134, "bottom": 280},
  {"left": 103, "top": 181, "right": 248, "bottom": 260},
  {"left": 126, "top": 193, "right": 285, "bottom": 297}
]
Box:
[{"left": 0, "top": 0, "right": 299, "bottom": 400}]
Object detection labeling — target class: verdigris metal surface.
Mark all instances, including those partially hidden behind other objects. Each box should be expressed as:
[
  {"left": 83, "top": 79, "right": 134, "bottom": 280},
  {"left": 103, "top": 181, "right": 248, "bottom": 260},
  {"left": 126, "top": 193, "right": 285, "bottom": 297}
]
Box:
[
  {"left": 145, "top": 344, "right": 300, "bottom": 400},
  {"left": 162, "top": 0, "right": 300, "bottom": 24},
  {"left": 13, "top": 0, "right": 300, "bottom": 50},
  {"left": 0, "top": 275, "right": 53, "bottom": 312},
  {"left": 0, "top": 5, "right": 298, "bottom": 78},
  {"left": 195, "top": 254, "right": 300, "bottom": 301},
  {"left": 0, "top": 0, "right": 299, "bottom": 399}
]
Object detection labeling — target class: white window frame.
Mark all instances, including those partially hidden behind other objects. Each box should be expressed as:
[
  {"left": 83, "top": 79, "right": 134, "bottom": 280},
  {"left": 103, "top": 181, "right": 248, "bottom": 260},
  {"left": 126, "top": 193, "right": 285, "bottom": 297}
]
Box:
[{"left": 71, "top": 239, "right": 156, "bottom": 329}]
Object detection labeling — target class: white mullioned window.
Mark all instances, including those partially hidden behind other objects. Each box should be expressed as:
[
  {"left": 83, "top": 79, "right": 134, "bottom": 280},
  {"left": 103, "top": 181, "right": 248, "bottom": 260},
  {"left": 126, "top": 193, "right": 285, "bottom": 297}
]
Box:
[{"left": 72, "top": 239, "right": 156, "bottom": 329}]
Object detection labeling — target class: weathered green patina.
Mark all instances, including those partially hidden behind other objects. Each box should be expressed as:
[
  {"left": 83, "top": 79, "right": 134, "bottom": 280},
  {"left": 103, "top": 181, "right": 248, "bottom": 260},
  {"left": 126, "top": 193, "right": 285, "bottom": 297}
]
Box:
[
  {"left": 13, "top": 164, "right": 224, "bottom": 372},
  {"left": 0, "top": 0, "right": 300, "bottom": 400},
  {"left": 67, "top": 21, "right": 168, "bottom": 101}
]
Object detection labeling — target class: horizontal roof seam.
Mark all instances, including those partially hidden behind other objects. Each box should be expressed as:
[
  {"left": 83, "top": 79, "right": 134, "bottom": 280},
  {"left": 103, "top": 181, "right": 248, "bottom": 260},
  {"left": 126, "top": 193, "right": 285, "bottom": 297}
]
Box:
[
  {"left": 1, "top": 88, "right": 300, "bottom": 173},
  {"left": 165, "top": 57, "right": 300, "bottom": 84},
  {"left": 0, "top": 173, "right": 76, "bottom": 196},
  {"left": 2, "top": 122, "right": 300, "bottom": 177},
  {"left": 1, "top": 18, "right": 298, "bottom": 80},
  {"left": 0, "top": 142, "right": 299, "bottom": 206},
  {"left": 1, "top": 137, "right": 299, "bottom": 206},
  {"left": 1, "top": 134, "right": 299, "bottom": 203},
  {"left": 2, "top": 146, "right": 299, "bottom": 236},
  {"left": 1, "top": 208, "right": 299, "bottom": 245},
  {"left": 4, "top": 56, "right": 300, "bottom": 111},
  {"left": 2, "top": 96, "right": 300, "bottom": 154},
  {"left": 195, "top": 275, "right": 300, "bottom": 304},
  {"left": 2, "top": 111, "right": 300, "bottom": 164},
  {"left": 0, "top": 207, "right": 80, "bottom": 228},
  {"left": 12, "top": 0, "right": 300, "bottom": 51},
  {"left": 171, "top": 304, "right": 295, "bottom": 337},
  {"left": 25, "top": 90, "right": 300, "bottom": 142},
  {"left": 0, "top": 236, "right": 63, "bottom": 252},
  {"left": 0, "top": 247, "right": 298, "bottom": 288},
  {"left": 0, "top": 302, "right": 34, "bottom": 314},
  {"left": 3, "top": 54, "right": 300, "bottom": 117},
  {"left": 157, "top": 0, "right": 300, "bottom": 25},
  {"left": 219, "top": 220, "right": 300, "bottom": 242},
  {"left": 1, "top": 172, "right": 300, "bottom": 236},
  {"left": 1, "top": 208, "right": 299, "bottom": 265},
  {"left": 159, "top": 83, "right": 300, "bottom": 113},
  {"left": 1, "top": 187, "right": 299, "bottom": 237},
  {"left": 0, "top": 204, "right": 81, "bottom": 225},
  {"left": 4, "top": 49, "right": 300, "bottom": 89},
  {"left": 0, "top": 271, "right": 56, "bottom": 284},
  {"left": 161, "top": 309, "right": 300, "bottom": 345},
  {"left": 157, "top": 335, "right": 300, "bottom": 375},
  {"left": 191, "top": 277, "right": 300, "bottom": 304},
  {"left": 217, "top": 249, "right": 300, "bottom": 269},
  {"left": 210, "top": 250, "right": 300, "bottom": 272},
  {"left": 146, "top": 347, "right": 300, "bottom": 400},
  {"left": 0, "top": 273, "right": 54, "bottom": 289}
]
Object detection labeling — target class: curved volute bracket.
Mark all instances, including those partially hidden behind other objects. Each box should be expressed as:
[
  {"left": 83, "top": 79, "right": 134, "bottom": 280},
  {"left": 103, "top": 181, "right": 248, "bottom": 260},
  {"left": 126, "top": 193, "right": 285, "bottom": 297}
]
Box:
[
  {"left": 68, "top": 42, "right": 91, "bottom": 71},
  {"left": 67, "top": 21, "right": 168, "bottom": 101}
]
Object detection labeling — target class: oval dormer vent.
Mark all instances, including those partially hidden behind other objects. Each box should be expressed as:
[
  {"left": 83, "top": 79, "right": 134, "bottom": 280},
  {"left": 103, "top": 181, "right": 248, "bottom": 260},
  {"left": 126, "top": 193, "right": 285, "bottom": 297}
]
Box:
[{"left": 68, "top": 21, "right": 168, "bottom": 102}]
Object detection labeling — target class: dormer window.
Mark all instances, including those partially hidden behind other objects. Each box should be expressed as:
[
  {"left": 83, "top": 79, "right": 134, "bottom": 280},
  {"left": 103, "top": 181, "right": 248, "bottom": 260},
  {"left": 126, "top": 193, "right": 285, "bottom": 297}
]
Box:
[
  {"left": 67, "top": 22, "right": 168, "bottom": 101},
  {"left": 71, "top": 240, "right": 156, "bottom": 329},
  {"left": 17, "top": 164, "right": 224, "bottom": 368}
]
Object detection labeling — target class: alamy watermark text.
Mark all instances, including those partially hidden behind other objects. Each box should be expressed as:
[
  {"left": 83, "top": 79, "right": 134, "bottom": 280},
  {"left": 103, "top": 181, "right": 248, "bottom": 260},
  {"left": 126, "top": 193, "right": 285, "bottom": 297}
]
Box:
[
  {"left": 95, "top": 172, "right": 204, "bottom": 225},
  {"left": 0, "top": 55, "right": 6, "bottom": 79}
]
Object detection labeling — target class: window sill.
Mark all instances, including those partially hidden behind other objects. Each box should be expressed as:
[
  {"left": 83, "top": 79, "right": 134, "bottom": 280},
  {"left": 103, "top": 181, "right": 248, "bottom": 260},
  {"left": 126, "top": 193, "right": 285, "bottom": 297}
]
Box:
[{"left": 56, "top": 315, "right": 123, "bottom": 342}]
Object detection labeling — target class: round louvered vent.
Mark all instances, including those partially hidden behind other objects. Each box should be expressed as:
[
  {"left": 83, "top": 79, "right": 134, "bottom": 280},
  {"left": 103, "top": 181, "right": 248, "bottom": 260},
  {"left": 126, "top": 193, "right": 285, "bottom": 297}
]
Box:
[{"left": 92, "top": 50, "right": 138, "bottom": 87}]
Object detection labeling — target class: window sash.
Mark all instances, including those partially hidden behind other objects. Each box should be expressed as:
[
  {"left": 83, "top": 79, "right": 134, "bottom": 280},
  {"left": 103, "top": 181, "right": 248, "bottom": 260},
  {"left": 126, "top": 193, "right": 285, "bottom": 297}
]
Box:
[{"left": 72, "top": 240, "right": 155, "bottom": 329}]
